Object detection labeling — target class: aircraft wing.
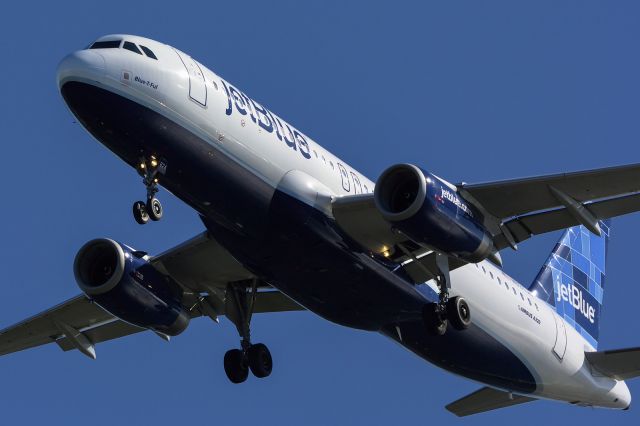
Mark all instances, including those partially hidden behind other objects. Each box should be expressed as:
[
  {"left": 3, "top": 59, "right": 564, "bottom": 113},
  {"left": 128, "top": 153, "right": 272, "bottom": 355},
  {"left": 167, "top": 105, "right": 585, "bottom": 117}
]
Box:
[
  {"left": 459, "top": 163, "right": 640, "bottom": 219},
  {"left": 459, "top": 163, "right": 640, "bottom": 249},
  {"left": 0, "top": 232, "right": 303, "bottom": 359},
  {"left": 445, "top": 386, "right": 536, "bottom": 417},
  {"left": 332, "top": 164, "right": 640, "bottom": 272}
]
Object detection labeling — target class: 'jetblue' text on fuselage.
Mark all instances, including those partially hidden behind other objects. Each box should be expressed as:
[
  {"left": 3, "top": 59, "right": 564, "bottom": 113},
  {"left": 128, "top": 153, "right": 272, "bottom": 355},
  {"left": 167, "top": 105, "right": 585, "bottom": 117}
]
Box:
[{"left": 221, "top": 80, "right": 311, "bottom": 160}]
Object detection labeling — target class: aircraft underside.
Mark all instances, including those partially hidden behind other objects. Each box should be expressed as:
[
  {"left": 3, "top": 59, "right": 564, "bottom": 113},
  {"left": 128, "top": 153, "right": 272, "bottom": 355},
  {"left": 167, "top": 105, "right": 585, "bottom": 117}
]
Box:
[{"left": 61, "top": 80, "right": 537, "bottom": 393}]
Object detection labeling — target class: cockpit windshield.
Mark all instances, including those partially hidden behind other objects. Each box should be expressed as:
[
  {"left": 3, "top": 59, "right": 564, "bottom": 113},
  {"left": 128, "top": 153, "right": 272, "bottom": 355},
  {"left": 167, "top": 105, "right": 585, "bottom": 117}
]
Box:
[
  {"left": 123, "top": 41, "right": 142, "bottom": 55},
  {"left": 88, "top": 39, "right": 158, "bottom": 60},
  {"left": 90, "top": 40, "right": 121, "bottom": 49}
]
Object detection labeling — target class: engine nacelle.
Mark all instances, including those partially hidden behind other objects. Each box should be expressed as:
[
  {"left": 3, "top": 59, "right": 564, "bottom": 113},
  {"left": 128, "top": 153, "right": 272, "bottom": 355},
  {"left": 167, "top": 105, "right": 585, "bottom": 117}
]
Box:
[
  {"left": 374, "top": 164, "right": 495, "bottom": 263},
  {"left": 73, "top": 238, "right": 190, "bottom": 336}
]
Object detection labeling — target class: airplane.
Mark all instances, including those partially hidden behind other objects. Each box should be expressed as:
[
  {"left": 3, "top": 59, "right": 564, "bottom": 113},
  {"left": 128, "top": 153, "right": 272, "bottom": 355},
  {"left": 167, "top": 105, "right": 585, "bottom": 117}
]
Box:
[{"left": 1, "top": 34, "right": 640, "bottom": 417}]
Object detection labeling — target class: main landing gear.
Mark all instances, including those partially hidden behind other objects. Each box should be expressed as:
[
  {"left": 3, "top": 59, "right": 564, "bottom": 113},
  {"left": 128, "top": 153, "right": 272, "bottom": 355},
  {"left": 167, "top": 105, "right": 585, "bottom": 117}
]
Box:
[
  {"left": 133, "top": 155, "right": 166, "bottom": 225},
  {"left": 223, "top": 280, "right": 273, "bottom": 384},
  {"left": 422, "top": 254, "right": 472, "bottom": 336}
]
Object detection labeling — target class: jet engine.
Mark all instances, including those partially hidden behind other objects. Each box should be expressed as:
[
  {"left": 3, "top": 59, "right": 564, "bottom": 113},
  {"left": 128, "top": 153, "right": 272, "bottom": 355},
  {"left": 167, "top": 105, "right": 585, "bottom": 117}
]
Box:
[
  {"left": 374, "top": 164, "right": 496, "bottom": 263},
  {"left": 73, "top": 238, "right": 190, "bottom": 336}
]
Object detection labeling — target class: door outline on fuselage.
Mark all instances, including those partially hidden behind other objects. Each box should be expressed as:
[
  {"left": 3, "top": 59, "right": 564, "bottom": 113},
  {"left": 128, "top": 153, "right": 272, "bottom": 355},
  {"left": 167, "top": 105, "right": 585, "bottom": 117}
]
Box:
[
  {"left": 174, "top": 49, "right": 207, "bottom": 107},
  {"left": 337, "top": 163, "right": 351, "bottom": 192},
  {"left": 552, "top": 311, "right": 567, "bottom": 360}
]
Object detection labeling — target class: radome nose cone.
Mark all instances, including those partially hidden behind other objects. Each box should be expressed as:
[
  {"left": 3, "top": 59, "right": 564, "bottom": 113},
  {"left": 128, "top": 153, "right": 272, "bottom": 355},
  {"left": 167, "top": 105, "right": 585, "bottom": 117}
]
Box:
[{"left": 56, "top": 50, "right": 105, "bottom": 89}]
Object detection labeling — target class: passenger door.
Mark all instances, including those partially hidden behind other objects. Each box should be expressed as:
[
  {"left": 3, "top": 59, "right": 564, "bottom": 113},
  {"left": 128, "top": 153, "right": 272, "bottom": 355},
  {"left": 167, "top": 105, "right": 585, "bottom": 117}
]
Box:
[
  {"left": 174, "top": 50, "right": 207, "bottom": 107},
  {"left": 552, "top": 312, "right": 567, "bottom": 360}
]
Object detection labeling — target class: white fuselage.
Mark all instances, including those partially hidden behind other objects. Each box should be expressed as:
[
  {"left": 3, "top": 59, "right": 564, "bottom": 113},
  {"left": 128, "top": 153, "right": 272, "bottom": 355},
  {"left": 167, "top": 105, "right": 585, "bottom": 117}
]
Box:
[{"left": 56, "top": 34, "right": 630, "bottom": 409}]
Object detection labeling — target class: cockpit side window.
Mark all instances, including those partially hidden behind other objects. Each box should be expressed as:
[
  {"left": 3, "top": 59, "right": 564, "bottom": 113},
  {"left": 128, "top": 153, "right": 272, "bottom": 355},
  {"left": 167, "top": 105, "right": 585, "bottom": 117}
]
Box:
[
  {"left": 90, "top": 40, "right": 122, "bottom": 49},
  {"left": 139, "top": 45, "right": 158, "bottom": 60},
  {"left": 123, "top": 41, "right": 142, "bottom": 55}
]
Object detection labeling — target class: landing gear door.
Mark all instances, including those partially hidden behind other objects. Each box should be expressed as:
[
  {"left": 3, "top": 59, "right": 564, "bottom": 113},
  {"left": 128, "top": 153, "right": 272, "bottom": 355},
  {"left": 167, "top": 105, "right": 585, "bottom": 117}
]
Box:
[
  {"left": 552, "top": 312, "right": 567, "bottom": 360},
  {"left": 174, "top": 50, "right": 207, "bottom": 107}
]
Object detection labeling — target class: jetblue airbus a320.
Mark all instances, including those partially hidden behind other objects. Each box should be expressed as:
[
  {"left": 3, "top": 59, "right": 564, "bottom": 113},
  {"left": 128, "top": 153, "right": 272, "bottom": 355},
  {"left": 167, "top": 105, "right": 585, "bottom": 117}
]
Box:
[{"left": 3, "top": 35, "right": 640, "bottom": 416}]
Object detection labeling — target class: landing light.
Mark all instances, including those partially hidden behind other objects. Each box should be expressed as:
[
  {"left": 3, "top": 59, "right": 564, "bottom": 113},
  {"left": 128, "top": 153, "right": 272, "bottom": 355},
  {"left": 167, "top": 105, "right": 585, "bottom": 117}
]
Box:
[
  {"left": 140, "top": 163, "right": 146, "bottom": 169},
  {"left": 150, "top": 159, "right": 158, "bottom": 167}
]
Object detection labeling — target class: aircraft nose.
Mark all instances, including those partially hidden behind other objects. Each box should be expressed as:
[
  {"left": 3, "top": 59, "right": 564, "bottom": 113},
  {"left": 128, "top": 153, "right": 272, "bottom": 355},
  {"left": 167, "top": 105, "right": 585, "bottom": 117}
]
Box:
[{"left": 56, "top": 50, "right": 105, "bottom": 90}]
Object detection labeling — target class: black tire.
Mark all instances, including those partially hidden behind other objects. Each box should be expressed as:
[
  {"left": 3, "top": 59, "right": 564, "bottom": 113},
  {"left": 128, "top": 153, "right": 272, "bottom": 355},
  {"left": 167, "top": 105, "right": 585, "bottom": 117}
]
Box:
[
  {"left": 133, "top": 201, "right": 149, "bottom": 225},
  {"left": 248, "top": 343, "right": 273, "bottom": 378},
  {"left": 147, "top": 197, "right": 163, "bottom": 221},
  {"left": 224, "top": 349, "right": 248, "bottom": 384},
  {"left": 422, "top": 303, "right": 448, "bottom": 336},
  {"left": 447, "top": 296, "right": 471, "bottom": 330}
]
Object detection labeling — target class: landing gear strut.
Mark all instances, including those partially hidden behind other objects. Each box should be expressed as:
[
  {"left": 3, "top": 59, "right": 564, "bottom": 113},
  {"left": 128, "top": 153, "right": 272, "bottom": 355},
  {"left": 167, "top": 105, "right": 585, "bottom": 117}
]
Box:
[
  {"left": 223, "top": 280, "right": 273, "bottom": 383},
  {"left": 422, "top": 254, "right": 471, "bottom": 335},
  {"left": 133, "top": 155, "right": 166, "bottom": 225}
]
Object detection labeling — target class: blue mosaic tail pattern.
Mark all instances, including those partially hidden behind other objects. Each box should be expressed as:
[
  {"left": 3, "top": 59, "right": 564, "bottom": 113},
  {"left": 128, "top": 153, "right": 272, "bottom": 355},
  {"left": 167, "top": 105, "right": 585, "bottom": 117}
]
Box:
[{"left": 528, "top": 220, "right": 611, "bottom": 349}]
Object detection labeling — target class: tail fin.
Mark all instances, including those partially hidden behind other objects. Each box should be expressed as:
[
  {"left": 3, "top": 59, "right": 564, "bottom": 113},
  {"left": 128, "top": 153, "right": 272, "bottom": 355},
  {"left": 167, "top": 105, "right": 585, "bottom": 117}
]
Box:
[{"left": 528, "top": 220, "right": 611, "bottom": 349}]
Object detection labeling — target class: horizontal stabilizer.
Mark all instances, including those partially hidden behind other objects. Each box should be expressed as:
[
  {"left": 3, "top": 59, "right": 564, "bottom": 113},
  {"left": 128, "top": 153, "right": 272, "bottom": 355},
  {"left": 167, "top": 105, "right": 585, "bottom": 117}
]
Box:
[
  {"left": 586, "top": 347, "right": 640, "bottom": 380},
  {"left": 446, "top": 386, "right": 536, "bottom": 417}
]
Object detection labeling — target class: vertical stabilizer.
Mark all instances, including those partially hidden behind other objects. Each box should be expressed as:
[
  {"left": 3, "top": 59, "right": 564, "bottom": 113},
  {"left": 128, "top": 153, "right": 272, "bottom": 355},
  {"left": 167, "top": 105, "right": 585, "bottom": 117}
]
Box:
[{"left": 528, "top": 221, "right": 610, "bottom": 349}]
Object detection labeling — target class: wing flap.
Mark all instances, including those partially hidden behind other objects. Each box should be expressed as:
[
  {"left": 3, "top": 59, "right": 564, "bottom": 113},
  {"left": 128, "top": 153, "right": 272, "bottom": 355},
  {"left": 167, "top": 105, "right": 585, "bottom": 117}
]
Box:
[
  {"left": 446, "top": 387, "right": 536, "bottom": 417},
  {"left": 56, "top": 319, "right": 145, "bottom": 352},
  {"left": 586, "top": 347, "right": 640, "bottom": 380},
  {"left": 498, "top": 193, "right": 640, "bottom": 248}
]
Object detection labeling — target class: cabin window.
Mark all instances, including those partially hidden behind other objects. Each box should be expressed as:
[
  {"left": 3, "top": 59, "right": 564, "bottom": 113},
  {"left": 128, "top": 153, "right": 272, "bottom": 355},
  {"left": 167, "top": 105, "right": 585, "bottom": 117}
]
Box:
[
  {"left": 520, "top": 292, "right": 525, "bottom": 301},
  {"left": 90, "top": 40, "right": 121, "bottom": 49},
  {"left": 140, "top": 45, "right": 158, "bottom": 60},
  {"left": 505, "top": 282, "right": 510, "bottom": 289},
  {"left": 481, "top": 266, "right": 486, "bottom": 274},
  {"left": 497, "top": 277, "right": 501, "bottom": 285},
  {"left": 489, "top": 272, "right": 494, "bottom": 279},
  {"left": 528, "top": 298, "right": 532, "bottom": 306},
  {"left": 512, "top": 288, "right": 517, "bottom": 296},
  {"left": 123, "top": 41, "right": 142, "bottom": 55}
]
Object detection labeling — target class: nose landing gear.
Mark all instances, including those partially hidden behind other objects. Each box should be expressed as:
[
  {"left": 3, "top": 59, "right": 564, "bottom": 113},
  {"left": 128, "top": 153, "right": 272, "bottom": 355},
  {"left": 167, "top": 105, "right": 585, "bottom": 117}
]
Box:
[{"left": 133, "top": 156, "right": 166, "bottom": 225}]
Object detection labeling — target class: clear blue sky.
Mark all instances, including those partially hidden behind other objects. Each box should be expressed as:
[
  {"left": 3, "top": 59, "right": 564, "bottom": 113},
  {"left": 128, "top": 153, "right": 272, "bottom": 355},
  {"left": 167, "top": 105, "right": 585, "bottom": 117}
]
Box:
[{"left": 1, "top": 1, "right": 639, "bottom": 424}]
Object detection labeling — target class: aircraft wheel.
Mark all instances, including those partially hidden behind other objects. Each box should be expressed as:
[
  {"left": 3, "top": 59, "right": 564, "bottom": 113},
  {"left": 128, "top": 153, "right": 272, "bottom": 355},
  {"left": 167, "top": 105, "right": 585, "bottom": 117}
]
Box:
[
  {"left": 447, "top": 296, "right": 471, "bottom": 330},
  {"left": 224, "top": 349, "right": 249, "bottom": 384},
  {"left": 147, "top": 197, "right": 163, "bottom": 221},
  {"left": 248, "top": 343, "right": 272, "bottom": 378},
  {"left": 133, "top": 201, "right": 149, "bottom": 225},
  {"left": 422, "top": 303, "right": 448, "bottom": 336}
]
